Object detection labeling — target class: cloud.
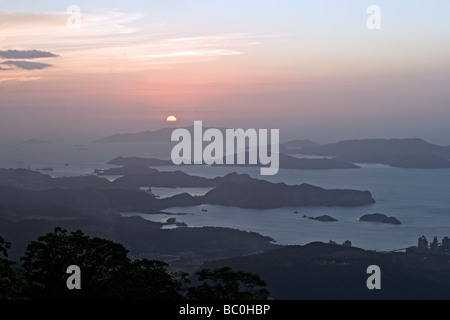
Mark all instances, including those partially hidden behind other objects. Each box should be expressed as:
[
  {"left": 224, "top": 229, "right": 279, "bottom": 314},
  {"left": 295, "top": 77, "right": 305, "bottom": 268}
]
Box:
[
  {"left": 0, "top": 11, "right": 264, "bottom": 73},
  {"left": 0, "top": 76, "right": 41, "bottom": 85},
  {"left": 0, "top": 49, "right": 58, "bottom": 59},
  {"left": 146, "top": 49, "right": 242, "bottom": 59},
  {"left": 0, "top": 60, "right": 53, "bottom": 70}
]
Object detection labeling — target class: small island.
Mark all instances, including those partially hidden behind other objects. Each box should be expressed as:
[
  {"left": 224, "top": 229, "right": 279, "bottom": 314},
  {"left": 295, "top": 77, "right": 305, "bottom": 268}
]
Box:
[
  {"left": 308, "top": 215, "right": 338, "bottom": 222},
  {"left": 163, "top": 217, "right": 188, "bottom": 227},
  {"left": 94, "top": 165, "right": 158, "bottom": 176},
  {"left": 359, "top": 213, "right": 401, "bottom": 225}
]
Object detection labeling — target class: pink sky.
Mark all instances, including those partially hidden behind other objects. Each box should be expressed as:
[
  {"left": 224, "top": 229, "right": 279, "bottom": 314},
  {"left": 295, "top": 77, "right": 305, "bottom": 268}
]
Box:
[{"left": 1, "top": 3, "right": 450, "bottom": 143}]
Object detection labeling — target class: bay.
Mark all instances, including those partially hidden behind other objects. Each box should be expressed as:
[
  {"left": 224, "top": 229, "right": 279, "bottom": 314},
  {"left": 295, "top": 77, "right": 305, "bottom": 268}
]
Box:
[{"left": 1, "top": 141, "right": 449, "bottom": 251}]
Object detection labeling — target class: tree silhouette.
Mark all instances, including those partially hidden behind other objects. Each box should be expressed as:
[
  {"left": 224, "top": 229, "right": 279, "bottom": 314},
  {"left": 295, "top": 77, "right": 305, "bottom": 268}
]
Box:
[
  {"left": 188, "top": 266, "right": 269, "bottom": 300},
  {"left": 5, "top": 229, "right": 270, "bottom": 300},
  {"left": 20, "top": 227, "right": 189, "bottom": 299},
  {"left": 441, "top": 237, "right": 450, "bottom": 252},
  {"left": 0, "top": 236, "right": 30, "bottom": 300},
  {"left": 0, "top": 236, "right": 11, "bottom": 259},
  {"left": 21, "top": 227, "right": 130, "bottom": 299},
  {"left": 109, "top": 259, "right": 189, "bottom": 300}
]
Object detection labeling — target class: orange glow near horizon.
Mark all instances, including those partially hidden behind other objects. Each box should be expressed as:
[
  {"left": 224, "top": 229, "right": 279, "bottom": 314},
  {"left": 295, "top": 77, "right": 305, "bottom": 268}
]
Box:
[{"left": 166, "top": 115, "right": 177, "bottom": 122}]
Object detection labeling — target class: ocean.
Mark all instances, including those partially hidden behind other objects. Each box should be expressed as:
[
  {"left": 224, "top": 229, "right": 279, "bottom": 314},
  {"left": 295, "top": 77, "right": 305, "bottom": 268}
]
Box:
[{"left": 2, "top": 140, "right": 450, "bottom": 252}]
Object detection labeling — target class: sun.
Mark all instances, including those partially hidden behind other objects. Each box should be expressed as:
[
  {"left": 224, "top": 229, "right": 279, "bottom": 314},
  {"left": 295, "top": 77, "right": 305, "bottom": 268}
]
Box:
[{"left": 166, "top": 115, "right": 177, "bottom": 122}]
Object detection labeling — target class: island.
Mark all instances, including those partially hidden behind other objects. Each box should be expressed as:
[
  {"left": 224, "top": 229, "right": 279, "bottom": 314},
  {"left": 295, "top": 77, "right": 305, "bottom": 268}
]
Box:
[
  {"left": 107, "top": 157, "right": 173, "bottom": 166},
  {"left": 282, "top": 139, "right": 321, "bottom": 149},
  {"left": 300, "top": 138, "right": 450, "bottom": 168},
  {"left": 94, "top": 164, "right": 158, "bottom": 175},
  {"left": 0, "top": 168, "right": 376, "bottom": 212},
  {"left": 359, "top": 213, "right": 401, "bottom": 225},
  {"left": 308, "top": 215, "right": 338, "bottom": 222},
  {"left": 108, "top": 153, "right": 359, "bottom": 170},
  {"left": 163, "top": 217, "right": 188, "bottom": 227},
  {"left": 213, "top": 152, "right": 359, "bottom": 170},
  {"left": 201, "top": 180, "right": 375, "bottom": 209}
]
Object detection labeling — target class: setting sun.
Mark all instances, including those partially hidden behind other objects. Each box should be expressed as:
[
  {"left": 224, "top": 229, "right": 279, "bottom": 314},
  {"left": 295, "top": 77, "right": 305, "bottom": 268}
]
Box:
[{"left": 166, "top": 115, "right": 177, "bottom": 122}]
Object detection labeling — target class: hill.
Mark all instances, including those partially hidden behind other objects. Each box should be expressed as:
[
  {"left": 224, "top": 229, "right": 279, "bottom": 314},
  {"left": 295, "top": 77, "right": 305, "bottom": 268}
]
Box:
[
  {"left": 108, "top": 154, "right": 359, "bottom": 170},
  {"left": 200, "top": 241, "right": 450, "bottom": 299},
  {"left": 0, "top": 215, "right": 278, "bottom": 273},
  {"left": 202, "top": 180, "right": 375, "bottom": 208},
  {"left": 301, "top": 138, "right": 450, "bottom": 168}
]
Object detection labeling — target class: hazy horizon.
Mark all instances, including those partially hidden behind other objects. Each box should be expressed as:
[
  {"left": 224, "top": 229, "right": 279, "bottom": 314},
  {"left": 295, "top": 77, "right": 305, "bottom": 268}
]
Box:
[
  {"left": 2, "top": 125, "right": 450, "bottom": 147},
  {"left": 1, "top": 1, "right": 449, "bottom": 144}
]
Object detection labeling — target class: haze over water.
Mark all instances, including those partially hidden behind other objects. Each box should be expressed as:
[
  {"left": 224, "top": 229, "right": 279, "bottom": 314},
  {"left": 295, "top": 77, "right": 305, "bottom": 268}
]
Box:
[{"left": 2, "top": 140, "right": 449, "bottom": 252}]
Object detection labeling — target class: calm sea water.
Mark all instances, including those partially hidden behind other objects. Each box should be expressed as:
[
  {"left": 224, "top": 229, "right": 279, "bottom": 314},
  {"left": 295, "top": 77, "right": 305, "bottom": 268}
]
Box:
[{"left": 2, "top": 141, "right": 450, "bottom": 251}]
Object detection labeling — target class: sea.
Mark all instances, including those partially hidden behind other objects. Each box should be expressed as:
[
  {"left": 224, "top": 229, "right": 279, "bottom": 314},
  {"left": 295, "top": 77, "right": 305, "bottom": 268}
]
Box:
[{"left": 1, "top": 140, "right": 450, "bottom": 252}]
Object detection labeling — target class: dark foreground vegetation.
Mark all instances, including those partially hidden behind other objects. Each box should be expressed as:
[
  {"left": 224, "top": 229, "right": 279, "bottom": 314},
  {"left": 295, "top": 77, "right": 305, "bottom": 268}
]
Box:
[
  {"left": 0, "top": 229, "right": 269, "bottom": 300},
  {"left": 2, "top": 228, "right": 450, "bottom": 300}
]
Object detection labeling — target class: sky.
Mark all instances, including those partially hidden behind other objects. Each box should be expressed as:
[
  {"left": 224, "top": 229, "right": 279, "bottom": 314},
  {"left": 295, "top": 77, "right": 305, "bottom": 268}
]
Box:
[{"left": 0, "top": 0, "right": 449, "bottom": 143}]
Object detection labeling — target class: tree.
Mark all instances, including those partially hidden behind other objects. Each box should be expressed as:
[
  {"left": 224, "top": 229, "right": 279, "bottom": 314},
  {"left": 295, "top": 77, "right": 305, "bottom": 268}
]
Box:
[
  {"left": 21, "top": 227, "right": 132, "bottom": 299},
  {"left": 0, "top": 236, "right": 30, "bottom": 300},
  {"left": 110, "top": 259, "right": 189, "bottom": 300},
  {"left": 441, "top": 237, "right": 450, "bottom": 252},
  {"left": 20, "top": 227, "right": 188, "bottom": 299},
  {"left": 15, "top": 229, "right": 271, "bottom": 300},
  {"left": 0, "top": 236, "right": 11, "bottom": 259},
  {"left": 188, "top": 266, "right": 269, "bottom": 300}
]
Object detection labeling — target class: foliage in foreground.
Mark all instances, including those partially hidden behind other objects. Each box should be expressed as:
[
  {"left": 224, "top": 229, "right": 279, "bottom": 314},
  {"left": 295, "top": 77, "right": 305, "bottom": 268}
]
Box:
[
  {"left": 188, "top": 267, "right": 269, "bottom": 300},
  {"left": 0, "top": 228, "right": 269, "bottom": 300}
]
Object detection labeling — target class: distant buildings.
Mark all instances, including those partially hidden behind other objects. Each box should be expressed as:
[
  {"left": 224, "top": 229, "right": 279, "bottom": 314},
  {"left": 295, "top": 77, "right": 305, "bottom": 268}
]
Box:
[{"left": 407, "top": 235, "right": 450, "bottom": 254}]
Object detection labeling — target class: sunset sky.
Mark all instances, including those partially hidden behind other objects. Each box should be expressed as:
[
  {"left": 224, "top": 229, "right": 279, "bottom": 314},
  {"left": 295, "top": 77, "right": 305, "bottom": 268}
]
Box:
[{"left": 0, "top": 1, "right": 449, "bottom": 143}]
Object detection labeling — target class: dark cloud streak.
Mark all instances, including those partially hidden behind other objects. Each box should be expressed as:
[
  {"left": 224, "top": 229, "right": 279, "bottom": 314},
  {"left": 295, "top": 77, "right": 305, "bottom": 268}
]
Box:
[
  {"left": 0, "top": 60, "right": 53, "bottom": 70},
  {"left": 0, "top": 49, "right": 58, "bottom": 59}
]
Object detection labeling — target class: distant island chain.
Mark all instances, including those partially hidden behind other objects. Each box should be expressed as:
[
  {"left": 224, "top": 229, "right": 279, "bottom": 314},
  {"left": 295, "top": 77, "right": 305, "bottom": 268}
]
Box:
[{"left": 171, "top": 121, "right": 280, "bottom": 175}]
